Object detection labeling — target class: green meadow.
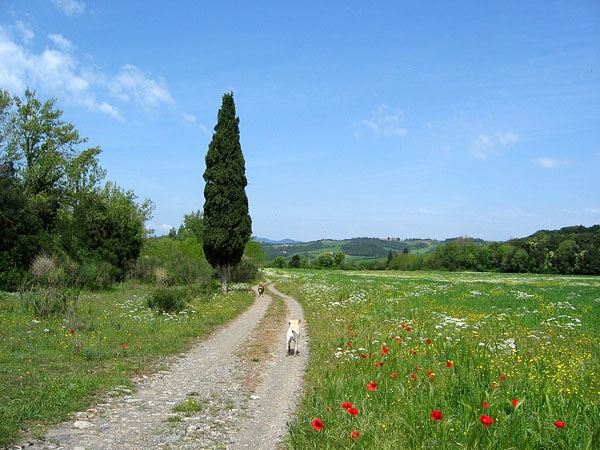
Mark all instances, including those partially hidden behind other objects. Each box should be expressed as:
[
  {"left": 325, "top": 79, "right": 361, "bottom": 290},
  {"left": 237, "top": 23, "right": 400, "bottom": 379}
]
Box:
[
  {"left": 0, "top": 283, "right": 254, "bottom": 446},
  {"left": 1, "top": 270, "right": 599, "bottom": 449},
  {"left": 269, "top": 269, "right": 600, "bottom": 449}
]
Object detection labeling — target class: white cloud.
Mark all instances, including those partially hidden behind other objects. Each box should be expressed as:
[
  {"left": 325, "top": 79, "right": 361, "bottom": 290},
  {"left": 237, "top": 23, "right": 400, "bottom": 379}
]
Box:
[
  {"left": 151, "top": 223, "right": 174, "bottom": 235},
  {"left": 496, "top": 131, "right": 519, "bottom": 146},
  {"left": 15, "top": 21, "right": 34, "bottom": 44},
  {"left": 533, "top": 157, "right": 566, "bottom": 169},
  {"left": 111, "top": 64, "right": 174, "bottom": 111},
  {"left": 48, "top": 33, "right": 74, "bottom": 52},
  {"left": 469, "top": 130, "right": 519, "bottom": 159},
  {"left": 0, "top": 26, "right": 31, "bottom": 92},
  {"left": 182, "top": 112, "right": 211, "bottom": 134},
  {"left": 0, "top": 22, "right": 172, "bottom": 121},
  {"left": 357, "top": 104, "right": 408, "bottom": 138},
  {"left": 51, "top": 0, "right": 86, "bottom": 16},
  {"left": 182, "top": 112, "right": 196, "bottom": 124},
  {"left": 470, "top": 134, "right": 494, "bottom": 159}
]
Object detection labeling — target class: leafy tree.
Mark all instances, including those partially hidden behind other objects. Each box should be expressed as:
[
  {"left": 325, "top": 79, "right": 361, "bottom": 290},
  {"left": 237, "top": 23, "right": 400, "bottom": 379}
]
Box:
[
  {"left": 202, "top": 92, "right": 252, "bottom": 292},
  {"left": 317, "top": 252, "right": 334, "bottom": 268},
  {"left": 272, "top": 256, "right": 287, "bottom": 268},
  {"left": 3, "top": 90, "right": 94, "bottom": 232},
  {"left": 0, "top": 89, "right": 13, "bottom": 152},
  {"left": 386, "top": 250, "right": 394, "bottom": 268},
  {"left": 244, "top": 240, "right": 268, "bottom": 268},
  {"left": 290, "top": 254, "right": 301, "bottom": 268},
  {"left": 334, "top": 251, "right": 346, "bottom": 268},
  {"left": 182, "top": 210, "right": 204, "bottom": 242},
  {"left": 553, "top": 239, "right": 579, "bottom": 274},
  {"left": 0, "top": 162, "right": 43, "bottom": 289},
  {"left": 58, "top": 182, "right": 154, "bottom": 281}
]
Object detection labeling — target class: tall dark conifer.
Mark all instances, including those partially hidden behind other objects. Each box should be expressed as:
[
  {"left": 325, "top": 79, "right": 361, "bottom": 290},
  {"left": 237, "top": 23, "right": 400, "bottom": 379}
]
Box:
[{"left": 202, "top": 92, "right": 252, "bottom": 292}]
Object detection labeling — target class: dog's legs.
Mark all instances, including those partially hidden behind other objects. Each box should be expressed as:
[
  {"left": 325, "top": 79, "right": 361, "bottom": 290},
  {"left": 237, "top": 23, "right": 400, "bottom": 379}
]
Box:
[{"left": 293, "top": 331, "right": 299, "bottom": 356}]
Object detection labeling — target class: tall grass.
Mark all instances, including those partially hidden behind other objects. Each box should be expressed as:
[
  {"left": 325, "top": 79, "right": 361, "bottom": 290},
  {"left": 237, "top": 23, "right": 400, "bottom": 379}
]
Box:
[
  {"left": 271, "top": 269, "right": 600, "bottom": 449},
  {"left": 0, "top": 282, "right": 254, "bottom": 446}
]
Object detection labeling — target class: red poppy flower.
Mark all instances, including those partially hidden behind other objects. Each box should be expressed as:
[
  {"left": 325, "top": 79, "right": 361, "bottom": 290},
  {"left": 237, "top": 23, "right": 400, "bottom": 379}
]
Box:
[
  {"left": 553, "top": 420, "right": 565, "bottom": 429},
  {"left": 123, "top": 343, "right": 128, "bottom": 348},
  {"left": 348, "top": 407, "right": 359, "bottom": 416},
  {"left": 431, "top": 410, "right": 443, "bottom": 421},
  {"left": 70, "top": 329, "right": 75, "bottom": 334},
  {"left": 427, "top": 369, "right": 432, "bottom": 374},
  {"left": 367, "top": 381, "right": 378, "bottom": 391},
  {"left": 426, "top": 339, "right": 432, "bottom": 345},
  {"left": 446, "top": 361, "right": 453, "bottom": 368},
  {"left": 381, "top": 346, "right": 389, "bottom": 355},
  {"left": 406, "top": 327, "right": 412, "bottom": 332},
  {"left": 401, "top": 323, "right": 406, "bottom": 328},
  {"left": 482, "top": 402, "right": 489, "bottom": 409},
  {"left": 428, "top": 375, "right": 434, "bottom": 380},
  {"left": 346, "top": 342, "right": 352, "bottom": 347},
  {"left": 350, "top": 430, "right": 360, "bottom": 439},
  {"left": 499, "top": 376, "right": 506, "bottom": 381},
  {"left": 341, "top": 402, "right": 353, "bottom": 410},
  {"left": 311, "top": 418, "right": 324, "bottom": 431},
  {"left": 390, "top": 372, "right": 398, "bottom": 377},
  {"left": 396, "top": 337, "right": 402, "bottom": 344},
  {"left": 511, "top": 399, "right": 519, "bottom": 407},
  {"left": 411, "top": 374, "right": 418, "bottom": 380},
  {"left": 480, "top": 415, "right": 494, "bottom": 427}
]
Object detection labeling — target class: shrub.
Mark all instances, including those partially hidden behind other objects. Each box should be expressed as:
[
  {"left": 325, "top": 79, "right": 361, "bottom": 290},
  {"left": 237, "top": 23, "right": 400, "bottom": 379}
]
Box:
[
  {"left": 231, "top": 256, "right": 259, "bottom": 282},
  {"left": 153, "top": 267, "right": 170, "bottom": 288},
  {"left": 146, "top": 287, "right": 188, "bottom": 313},
  {"left": 19, "top": 285, "right": 79, "bottom": 317}
]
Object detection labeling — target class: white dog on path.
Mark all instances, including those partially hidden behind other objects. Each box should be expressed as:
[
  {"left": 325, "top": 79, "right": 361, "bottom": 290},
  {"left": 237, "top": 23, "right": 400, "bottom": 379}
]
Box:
[{"left": 286, "top": 319, "right": 302, "bottom": 356}]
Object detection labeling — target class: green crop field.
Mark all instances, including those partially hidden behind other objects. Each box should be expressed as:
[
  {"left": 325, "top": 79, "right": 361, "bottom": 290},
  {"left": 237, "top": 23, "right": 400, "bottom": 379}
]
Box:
[{"left": 269, "top": 269, "right": 600, "bottom": 449}]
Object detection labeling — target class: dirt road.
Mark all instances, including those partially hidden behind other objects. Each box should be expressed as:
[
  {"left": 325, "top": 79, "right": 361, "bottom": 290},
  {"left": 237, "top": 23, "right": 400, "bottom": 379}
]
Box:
[{"left": 8, "top": 282, "right": 307, "bottom": 450}]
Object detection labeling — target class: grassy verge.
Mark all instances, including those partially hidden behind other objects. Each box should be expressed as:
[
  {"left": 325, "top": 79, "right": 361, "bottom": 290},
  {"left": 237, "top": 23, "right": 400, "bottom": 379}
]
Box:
[
  {"left": 0, "top": 282, "right": 254, "bottom": 446},
  {"left": 270, "top": 269, "right": 600, "bottom": 449}
]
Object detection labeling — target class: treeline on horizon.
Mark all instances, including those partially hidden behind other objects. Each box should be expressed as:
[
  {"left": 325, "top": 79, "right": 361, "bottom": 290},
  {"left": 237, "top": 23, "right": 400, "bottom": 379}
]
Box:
[{"left": 267, "top": 225, "right": 600, "bottom": 275}]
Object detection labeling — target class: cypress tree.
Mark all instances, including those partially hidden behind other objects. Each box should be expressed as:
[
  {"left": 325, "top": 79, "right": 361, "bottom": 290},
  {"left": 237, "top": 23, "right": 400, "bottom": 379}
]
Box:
[{"left": 202, "top": 92, "right": 252, "bottom": 292}]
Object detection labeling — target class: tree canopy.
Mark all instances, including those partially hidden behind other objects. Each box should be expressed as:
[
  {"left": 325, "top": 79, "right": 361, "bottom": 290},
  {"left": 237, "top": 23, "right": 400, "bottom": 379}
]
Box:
[
  {"left": 0, "top": 89, "right": 153, "bottom": 289},
  {"left": 202, "top": 92, "right": 252, "bottom": 292}
]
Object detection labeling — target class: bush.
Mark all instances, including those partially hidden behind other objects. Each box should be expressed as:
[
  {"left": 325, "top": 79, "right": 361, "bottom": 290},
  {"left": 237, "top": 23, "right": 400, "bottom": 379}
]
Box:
[
  {"left": 146, "top": 287, "right": 189, "bottom": 313},
  {"left": 19, "top": 285, "right": 79, "bottom": 317},
  {"left": 231, "top": 256, "right": 259, "bottom": 283}
]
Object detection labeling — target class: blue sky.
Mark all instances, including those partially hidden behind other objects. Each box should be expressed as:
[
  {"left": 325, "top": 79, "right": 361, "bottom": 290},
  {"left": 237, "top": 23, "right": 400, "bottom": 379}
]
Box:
[{"left": 1, "top": 0, "right": 598, "bottom": 242}]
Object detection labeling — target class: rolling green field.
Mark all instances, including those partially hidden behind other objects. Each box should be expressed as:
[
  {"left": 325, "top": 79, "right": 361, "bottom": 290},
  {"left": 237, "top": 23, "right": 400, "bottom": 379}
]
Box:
[{"left": 269, "top": 269, "right": 600, "bottom": 449}]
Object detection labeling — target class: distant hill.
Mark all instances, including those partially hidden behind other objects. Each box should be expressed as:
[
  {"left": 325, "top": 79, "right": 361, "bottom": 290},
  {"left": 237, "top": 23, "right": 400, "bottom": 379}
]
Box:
[
  {"left": 258, "top": 225, "right": 600, "bottom": 273},
  {"left": 258, "top": 237, "right": 451, "bottom": 262},
  {"left": 254, "top": 237, "right": 303, "bottom": 245}
]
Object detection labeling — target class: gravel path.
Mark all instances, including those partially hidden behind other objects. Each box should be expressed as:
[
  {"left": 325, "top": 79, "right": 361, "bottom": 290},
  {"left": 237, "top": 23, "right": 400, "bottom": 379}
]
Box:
[{"left": 8, "top": 282, "right": 307, "bottom": 450}]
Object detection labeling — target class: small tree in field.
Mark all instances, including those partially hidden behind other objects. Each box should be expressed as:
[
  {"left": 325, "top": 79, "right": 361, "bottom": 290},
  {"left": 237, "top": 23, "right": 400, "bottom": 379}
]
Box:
[{"left": 202, "top": 92, "right": 252, "bottom": 292}]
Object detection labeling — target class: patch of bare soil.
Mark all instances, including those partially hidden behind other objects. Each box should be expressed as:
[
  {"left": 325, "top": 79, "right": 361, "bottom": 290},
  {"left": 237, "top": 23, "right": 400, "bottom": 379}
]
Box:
[{"left": 5, "top": 282, "right": 307, "bottom": 450}]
